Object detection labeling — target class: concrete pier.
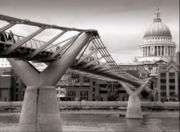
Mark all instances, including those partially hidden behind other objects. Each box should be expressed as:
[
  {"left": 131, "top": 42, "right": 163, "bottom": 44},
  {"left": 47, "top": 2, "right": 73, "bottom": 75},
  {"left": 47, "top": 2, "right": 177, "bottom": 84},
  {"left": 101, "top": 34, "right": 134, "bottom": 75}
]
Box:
[
  {"left": 18, "top": 86, "right": 62, "bottom": 132},
  {"left": 126, "top": 94, "right": 142, "bottom": 119}
]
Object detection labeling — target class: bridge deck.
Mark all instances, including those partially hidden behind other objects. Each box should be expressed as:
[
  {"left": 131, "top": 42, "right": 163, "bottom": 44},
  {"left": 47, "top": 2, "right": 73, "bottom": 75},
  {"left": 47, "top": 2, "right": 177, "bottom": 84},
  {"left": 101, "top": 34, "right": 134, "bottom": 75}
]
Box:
[{"left": 0, "top": 14, "right": 144, "bottom": 87}]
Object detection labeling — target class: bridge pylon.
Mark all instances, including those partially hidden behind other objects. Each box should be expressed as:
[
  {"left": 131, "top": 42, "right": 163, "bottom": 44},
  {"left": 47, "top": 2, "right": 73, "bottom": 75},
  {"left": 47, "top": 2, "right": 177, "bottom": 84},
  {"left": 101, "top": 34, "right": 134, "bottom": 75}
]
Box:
[
  {"left": 8, "top": 32, "right": 92, "bottom": 132},
  {"left": 120, "top": 78, "right": 150, "bottom": 119}
]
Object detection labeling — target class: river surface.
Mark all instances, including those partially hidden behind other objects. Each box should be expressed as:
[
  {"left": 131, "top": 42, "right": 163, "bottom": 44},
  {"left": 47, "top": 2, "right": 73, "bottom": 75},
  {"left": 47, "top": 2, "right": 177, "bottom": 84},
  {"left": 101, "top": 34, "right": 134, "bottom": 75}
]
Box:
[{"left": 0, "top": 111, "right": 179, "bottom": 132}]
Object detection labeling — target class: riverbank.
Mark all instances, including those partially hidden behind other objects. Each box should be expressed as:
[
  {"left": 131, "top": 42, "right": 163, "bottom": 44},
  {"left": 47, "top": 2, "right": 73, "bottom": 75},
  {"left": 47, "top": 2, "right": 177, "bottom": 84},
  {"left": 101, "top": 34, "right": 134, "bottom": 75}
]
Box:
[{"left": 0, "top": 101, "right": 179, "bottom": 112}]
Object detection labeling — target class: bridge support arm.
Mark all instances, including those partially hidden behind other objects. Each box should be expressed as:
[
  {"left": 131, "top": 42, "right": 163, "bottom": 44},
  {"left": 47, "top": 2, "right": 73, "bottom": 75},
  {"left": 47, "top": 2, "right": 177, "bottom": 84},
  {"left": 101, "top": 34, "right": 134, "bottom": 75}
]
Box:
[
  {"left": 40, "top": 32, "right": 91, "bottom": 85},
  {"left": 7, "top": 58, "right": 40, "bottom": 85}
]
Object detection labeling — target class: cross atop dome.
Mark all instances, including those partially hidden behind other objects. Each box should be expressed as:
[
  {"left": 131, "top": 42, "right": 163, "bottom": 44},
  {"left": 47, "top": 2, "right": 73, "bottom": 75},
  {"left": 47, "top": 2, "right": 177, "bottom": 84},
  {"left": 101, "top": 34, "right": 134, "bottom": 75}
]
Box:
[
  {"left": 154, "top": 8, "right": 161, "bottom": 22},
  {"left": 155, "top": 8, "right": 160, "bottom": 18}
]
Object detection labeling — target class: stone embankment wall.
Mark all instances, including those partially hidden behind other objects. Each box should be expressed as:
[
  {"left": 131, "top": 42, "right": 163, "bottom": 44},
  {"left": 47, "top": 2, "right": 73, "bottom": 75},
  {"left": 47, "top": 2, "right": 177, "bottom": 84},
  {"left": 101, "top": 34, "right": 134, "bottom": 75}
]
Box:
[{"left": 0, "top": 101, "right": 179, "bottom": 111}]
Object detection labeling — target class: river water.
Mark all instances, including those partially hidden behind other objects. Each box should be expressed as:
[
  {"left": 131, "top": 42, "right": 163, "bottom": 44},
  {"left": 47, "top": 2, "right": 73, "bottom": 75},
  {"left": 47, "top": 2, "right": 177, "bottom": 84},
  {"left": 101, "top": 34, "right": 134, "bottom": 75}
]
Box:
[{"left": 0, "top": 111, "right": 179, "bottom": 132}]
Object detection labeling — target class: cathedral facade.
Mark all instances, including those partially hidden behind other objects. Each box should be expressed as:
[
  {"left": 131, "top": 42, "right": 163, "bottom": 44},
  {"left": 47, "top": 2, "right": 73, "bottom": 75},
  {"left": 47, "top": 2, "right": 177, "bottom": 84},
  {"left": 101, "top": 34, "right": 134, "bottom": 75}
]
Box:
[{"left": 137, "top": 9, "right": 176, "bottom": 63}]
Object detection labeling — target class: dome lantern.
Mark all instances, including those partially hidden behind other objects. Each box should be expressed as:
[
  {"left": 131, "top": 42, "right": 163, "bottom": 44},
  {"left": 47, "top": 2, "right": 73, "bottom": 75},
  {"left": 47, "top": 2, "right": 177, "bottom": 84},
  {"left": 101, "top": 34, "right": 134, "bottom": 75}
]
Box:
[
  {"left": 143, "top": 9, "right": 172, "bottom": 39},
  {"left": 154, "top": 8, "right": 161, "bottom": 22}
]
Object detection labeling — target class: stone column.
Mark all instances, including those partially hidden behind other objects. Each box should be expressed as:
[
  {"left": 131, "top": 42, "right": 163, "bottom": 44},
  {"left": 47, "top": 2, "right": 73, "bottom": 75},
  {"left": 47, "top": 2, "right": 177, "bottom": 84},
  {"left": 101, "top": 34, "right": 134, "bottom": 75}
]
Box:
[
  {"left": 158, "top": 46, "right": 160, "bottom": 56},
  {"left": 144, "top": 47, "right": 146, "bottom": 56},
  {"left": 146, "top": 47, "right": 148, "bottom": 56},
  {"left": 172, "top": 47, "right": 174, "bottom": 56},
  {"left": 160, "top": 46, "right": 162, "bottom": 56},
  {"left": 152, "top": 46, "right": 155, "bottom": 56},
  {"left": 162, "top": 46, "right": 164, "bottom": 56},
  {"left": 164, "top": 46, "right": 167, "bottom": 56},
  {"left": 143, "top": 47, "right": 145, "bottom": 56},
  {"left": 155, "top": 46, "right": 157, "bottom": 56},
  {"left": 169, "top": 47, "right": 171, "bottom": 56},
  {"left": 152, "top": 67, "right": 155, "bottom": 74},
  {"left": 147, "top": 46, "right": 149, "bottom": 56},
  {"left": 167, "top": 46, "right": 169, "bottom": 56}
]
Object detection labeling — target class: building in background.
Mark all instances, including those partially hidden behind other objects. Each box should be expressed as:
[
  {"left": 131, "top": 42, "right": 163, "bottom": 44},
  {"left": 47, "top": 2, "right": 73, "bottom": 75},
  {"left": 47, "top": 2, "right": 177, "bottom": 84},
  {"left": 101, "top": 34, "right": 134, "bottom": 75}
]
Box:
[
  {"left": 56, "top": 70, "right": 128, "bottom": 101},
  {"left": 0, "top": 75, "right": 13, "bottom": 101},
  {"left": 135, "top": 9, "right": 179, "bottom": 101},
  {"left": 0, "top": 68, "right": 13, "bottom": 101},
  {"left": 0, "top": 67, "right": 26, "bottom": 101},
  {"left": 158, "top": 53, "right": 179, "bottom": 101}
]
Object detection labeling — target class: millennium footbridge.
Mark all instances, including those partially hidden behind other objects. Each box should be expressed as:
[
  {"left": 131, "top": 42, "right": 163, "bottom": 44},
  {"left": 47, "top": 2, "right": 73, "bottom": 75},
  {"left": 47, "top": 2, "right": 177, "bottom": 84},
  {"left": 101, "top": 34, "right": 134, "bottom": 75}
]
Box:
[{"left": 0, "top": 14, "right": 151, "bottom": 132}]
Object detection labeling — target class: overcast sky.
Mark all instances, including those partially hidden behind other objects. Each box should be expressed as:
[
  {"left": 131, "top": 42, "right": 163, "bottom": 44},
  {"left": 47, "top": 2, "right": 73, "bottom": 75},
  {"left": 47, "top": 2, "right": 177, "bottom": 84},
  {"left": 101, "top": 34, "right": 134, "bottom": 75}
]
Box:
[{"left": 0, "top": 0, "right": 179, "bottom": 63}]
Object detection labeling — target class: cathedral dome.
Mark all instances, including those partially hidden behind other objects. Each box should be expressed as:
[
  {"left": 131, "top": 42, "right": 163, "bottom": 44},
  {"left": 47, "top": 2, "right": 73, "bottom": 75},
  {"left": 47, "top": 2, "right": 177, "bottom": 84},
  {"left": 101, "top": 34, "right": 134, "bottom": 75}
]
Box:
[{"left": 143, "top": 10, "right": 172, "bottom": 39}]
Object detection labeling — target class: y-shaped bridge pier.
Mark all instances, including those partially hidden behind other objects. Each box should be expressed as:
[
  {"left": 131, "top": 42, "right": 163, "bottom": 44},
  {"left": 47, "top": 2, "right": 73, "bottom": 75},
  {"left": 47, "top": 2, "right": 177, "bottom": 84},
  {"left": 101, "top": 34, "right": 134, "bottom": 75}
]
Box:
[{"left": 0, "top": 14, "right": 151, "bottom": 132}]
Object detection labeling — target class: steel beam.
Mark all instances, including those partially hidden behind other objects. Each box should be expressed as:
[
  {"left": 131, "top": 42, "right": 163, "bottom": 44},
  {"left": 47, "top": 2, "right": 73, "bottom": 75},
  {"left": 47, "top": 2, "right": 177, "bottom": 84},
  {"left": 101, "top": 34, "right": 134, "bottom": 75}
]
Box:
[
  {"left": 89, "top": 64, "right": 106, "bottom": 70},
  {"left": 97, "top": 66, "right": 111, "bottom": 72},
  {"left": 134, "top": 78, "right": 151, "bottom": 95},
  {"left": 0, "top": 14, "right": 97, "bottom": 33},
  {"left": 77, "top": 50, "right": 97, "bottom": 64},
  {"left": 83, "top": 57, "right": 103, "bottom": 68},
  {"left": 50, "top": 33, "right": 81, "bottom": 59},
  {"left": 73, "top": 69, "right": 115, "bottom": 81},
  {"left": 0, "top": 23, "right": 15, "bottom": 33},
  {"left": 30, "top": 31, "right": 66, "bottom": 57},
  {"left": 4, "top": 28, "right": 45, "bottom": 55}
]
